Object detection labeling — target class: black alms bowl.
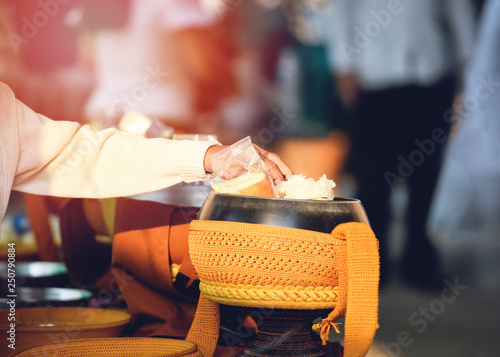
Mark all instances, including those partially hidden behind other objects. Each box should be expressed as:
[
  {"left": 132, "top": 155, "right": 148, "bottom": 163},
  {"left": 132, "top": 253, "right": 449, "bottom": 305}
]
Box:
[{"left": 197, "top": 192, "right": 370, "bottom": 233}]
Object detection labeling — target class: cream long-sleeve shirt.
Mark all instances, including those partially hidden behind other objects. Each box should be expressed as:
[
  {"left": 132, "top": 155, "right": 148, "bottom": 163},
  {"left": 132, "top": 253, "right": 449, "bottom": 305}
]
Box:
[{"left": 0, "top": 82, "right": 219, "bottom": 225}]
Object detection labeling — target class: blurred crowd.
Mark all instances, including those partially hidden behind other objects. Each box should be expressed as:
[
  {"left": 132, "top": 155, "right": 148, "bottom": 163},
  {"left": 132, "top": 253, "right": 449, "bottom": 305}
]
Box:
[{"left": 1, "top": 0, "right": 498, "bottom": 293}]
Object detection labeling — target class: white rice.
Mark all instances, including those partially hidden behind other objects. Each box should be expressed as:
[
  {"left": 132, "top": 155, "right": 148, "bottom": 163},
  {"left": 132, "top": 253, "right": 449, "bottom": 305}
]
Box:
[{"left": 275, "top": 174, "right": 336, "bottom": 199}]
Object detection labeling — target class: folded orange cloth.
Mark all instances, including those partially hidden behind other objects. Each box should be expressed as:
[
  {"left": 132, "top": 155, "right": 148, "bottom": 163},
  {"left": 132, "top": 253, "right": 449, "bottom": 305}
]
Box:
[{"left": 112, "top": 197, "right": 200, "bottom": 338}]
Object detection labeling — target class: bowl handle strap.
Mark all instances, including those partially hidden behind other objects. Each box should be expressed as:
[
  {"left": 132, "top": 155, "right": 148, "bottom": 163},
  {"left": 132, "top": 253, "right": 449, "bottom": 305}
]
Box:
[
  {"left": 320, "top": 222, "right": 380, "bottom": 357},
  {"left": 186, "top": 294, "right": 220, "bottom": 357}
]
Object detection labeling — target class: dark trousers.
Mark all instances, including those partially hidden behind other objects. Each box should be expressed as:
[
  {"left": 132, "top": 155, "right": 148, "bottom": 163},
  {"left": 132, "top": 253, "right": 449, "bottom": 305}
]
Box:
[{"left": 348, "top": 75, "right": 456, "bottom": 285}]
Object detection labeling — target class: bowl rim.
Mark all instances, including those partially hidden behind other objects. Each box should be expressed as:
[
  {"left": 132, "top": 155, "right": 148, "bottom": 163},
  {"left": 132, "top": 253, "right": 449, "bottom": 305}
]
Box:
[
  {"left": 206, "top": 192, "right": 362, "bottom": 204},
  {"left": 0, "top": 261, "right": 68, "bottom": 279},
  {"left": 0, "top": 307, "right": 130, "bottom": 330}
]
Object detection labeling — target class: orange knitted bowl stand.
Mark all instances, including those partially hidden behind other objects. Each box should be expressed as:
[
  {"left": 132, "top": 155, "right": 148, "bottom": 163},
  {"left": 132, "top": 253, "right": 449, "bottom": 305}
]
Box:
[{"left": 186, "top": 221, "right": 379, "bottom": 357}]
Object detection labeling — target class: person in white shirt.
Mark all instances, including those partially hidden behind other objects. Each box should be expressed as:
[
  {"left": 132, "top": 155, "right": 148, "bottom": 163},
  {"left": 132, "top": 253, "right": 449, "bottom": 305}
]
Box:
[
  {"left": 329, "top": 0, "right": 476, "bottom": 289},
  {"left": 0, "top": 82, "right": 292, "bottom": 227}
]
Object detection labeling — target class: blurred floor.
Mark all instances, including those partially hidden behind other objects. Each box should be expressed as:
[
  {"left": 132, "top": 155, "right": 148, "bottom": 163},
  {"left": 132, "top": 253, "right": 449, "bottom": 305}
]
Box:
[
  {"left": 368, "top": 185, "right": 500, "bottom": 357},
  {"left": 2, "top": 187, "right": 499, "bottom": 357},
  {"left": 369, "top": 279, "right": 500, "bottom": 357}
]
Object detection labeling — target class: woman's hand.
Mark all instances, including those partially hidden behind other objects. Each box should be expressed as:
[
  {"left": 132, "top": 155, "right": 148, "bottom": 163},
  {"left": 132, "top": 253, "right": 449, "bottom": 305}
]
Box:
[{"left": 204, "top": 144, "right": 293, "bottom": 185}]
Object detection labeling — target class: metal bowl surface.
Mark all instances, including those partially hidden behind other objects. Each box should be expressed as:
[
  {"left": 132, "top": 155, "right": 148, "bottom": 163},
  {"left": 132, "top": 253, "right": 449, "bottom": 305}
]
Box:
[
  {"left": 0, "top": 287, "right": 92, "bottom": 308},
  {"left": 0, "top": 261, "right": 67, "bottom": 278},
  {"left": 197, "top": 192, "right": 370, "bottom": 233},
  {"left": 0, "top": 261, "right": 69, "bottom": 290}
]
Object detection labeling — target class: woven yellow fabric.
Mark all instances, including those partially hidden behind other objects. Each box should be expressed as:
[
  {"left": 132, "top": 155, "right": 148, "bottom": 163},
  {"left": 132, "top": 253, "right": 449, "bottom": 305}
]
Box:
[
  {"left": 185, "top": 295, "right": 220, "bottom": 357},
  {"left": 186, "top": 220, "right": 379, "bottom": 357},
  {"left": 11, "top": 337, "right": 202, "bottom": 357},
  {"left": 319, "top": 222, "right": 380, "bottom": 357},
  {"left": 0, "top": 307, "right": 130, "bottom": 357},
  {"left": 199, "top": 281, "right": 339, "bottom": 309},
  {"left": 188, "top": 221, "right": 344, "bottom": 298}
]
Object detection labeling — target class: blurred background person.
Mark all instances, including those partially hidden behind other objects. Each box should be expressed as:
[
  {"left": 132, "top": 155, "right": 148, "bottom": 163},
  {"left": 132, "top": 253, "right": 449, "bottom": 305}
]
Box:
[
  {"left": 212, "top": 0, "right": 291, "bottom": 145},
  {"left": 428, "top": 0, "right": 500, "bottom": 295},
  {"left": 329, "top": 0, "right": 476, "bottom": 289},
  {"left": 268, "top": 0, "right": 351, "bottom": 185},
  {"left": 83, "top": 0, "right": 236, "bottom": 134},
  {"left": 226, "top": 0, "right": 351, "bottom": 185}
]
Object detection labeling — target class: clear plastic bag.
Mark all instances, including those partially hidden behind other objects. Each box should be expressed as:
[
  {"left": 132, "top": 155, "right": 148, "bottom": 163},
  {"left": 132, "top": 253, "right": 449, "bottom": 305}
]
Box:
[{"left": 208, "top": 136, "right": 278, "bottom": 198}]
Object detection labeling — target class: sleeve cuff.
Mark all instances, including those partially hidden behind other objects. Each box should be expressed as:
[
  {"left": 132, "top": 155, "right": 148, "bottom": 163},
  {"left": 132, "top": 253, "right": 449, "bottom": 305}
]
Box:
[{"left": 173, "top": 140, "right": 221, "bottom": 182}]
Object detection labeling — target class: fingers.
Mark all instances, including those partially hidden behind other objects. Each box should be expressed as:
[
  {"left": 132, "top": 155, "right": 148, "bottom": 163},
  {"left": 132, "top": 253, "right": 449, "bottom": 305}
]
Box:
[
  {"left": 204, "top": 143, "right": 293, "bottom": 185},
  {"left": 253, "top": 145, "right": 293, "bottom": 185},
  {"left": 266, "top": 151, "right": 294, "bottom": 180}
]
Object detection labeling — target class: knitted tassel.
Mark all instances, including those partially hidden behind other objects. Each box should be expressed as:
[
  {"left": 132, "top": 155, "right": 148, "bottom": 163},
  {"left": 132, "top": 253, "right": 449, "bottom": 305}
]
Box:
[
  {"left": 312, "top": 320, "right": 342, "bottom": 345},
  {"left": 320, "top": 320, "right": 342, "bottom": 345}
]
